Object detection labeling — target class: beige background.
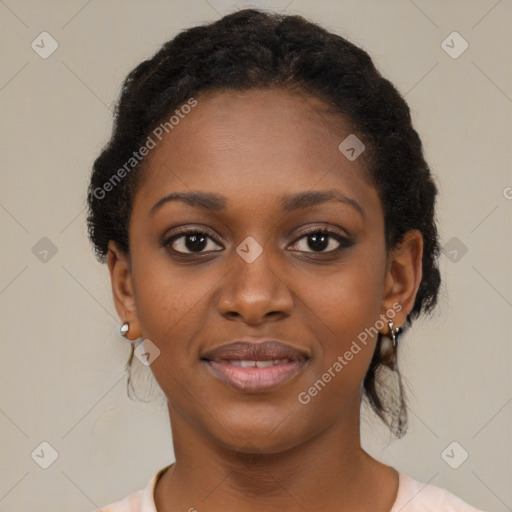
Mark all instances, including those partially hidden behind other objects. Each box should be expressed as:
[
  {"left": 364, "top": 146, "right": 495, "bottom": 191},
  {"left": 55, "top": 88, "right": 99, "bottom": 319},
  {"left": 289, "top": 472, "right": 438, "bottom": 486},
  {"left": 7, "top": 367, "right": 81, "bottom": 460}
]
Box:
[{"left": 0, "top": 0, "right": 511, "bottom": 511}]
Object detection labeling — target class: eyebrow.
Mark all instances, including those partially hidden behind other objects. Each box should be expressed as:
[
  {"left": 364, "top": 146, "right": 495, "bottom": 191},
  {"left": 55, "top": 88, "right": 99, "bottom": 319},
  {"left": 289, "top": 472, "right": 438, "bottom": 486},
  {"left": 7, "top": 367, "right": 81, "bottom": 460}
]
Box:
[{"left": 149, "top": 190, "right": 364, "bottom": 217}]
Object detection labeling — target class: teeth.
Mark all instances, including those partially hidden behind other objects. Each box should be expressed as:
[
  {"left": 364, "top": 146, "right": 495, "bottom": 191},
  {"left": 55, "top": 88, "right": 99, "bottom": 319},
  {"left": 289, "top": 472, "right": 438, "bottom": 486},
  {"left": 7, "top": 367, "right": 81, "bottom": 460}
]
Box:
[
  {"left": 226, "top": 359, "right": 291, "bottom": 367},
  {"left": 255, "top": 360, "right": 274, "bottom": 368}
]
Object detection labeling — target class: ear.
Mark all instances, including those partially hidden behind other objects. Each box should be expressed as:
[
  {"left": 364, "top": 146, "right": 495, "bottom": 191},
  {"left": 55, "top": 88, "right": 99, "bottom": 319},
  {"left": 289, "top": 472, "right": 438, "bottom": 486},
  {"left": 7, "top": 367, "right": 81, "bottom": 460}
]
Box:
[
  {"left": 107, "top": 240, "right": 142, "bottom": 341},
  {"left": 380, "top": 229, "right": 423, "bottom": 330}
]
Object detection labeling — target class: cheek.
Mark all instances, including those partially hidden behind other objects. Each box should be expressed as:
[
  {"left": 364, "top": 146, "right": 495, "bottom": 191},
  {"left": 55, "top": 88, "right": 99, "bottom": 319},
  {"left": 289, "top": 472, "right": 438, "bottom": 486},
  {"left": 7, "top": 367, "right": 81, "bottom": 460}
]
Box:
[
  {"left": 129, "top": 251, "right": 199, "bottom": 363},
  {"left": 129, "top": 247, "right": 230, "bottom": 397},
  {"left": 300, "top": 252, "right": 385, "bottom": 387},
  {"left": 131, "top": 241, "right": 210, "bottom": 329},
  {"left": 303, "top": 253, "right": 385, "bottom": 342},
  {"left": 295, "top": 287, "right": 381, "bottom": 426}
]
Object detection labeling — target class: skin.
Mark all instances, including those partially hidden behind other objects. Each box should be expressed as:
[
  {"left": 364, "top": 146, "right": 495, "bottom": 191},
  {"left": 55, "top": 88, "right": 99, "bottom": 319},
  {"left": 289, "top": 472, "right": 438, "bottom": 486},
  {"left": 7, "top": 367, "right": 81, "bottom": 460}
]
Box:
[{"left": 107, "top": 88, "right": 423, "bottom": 511}]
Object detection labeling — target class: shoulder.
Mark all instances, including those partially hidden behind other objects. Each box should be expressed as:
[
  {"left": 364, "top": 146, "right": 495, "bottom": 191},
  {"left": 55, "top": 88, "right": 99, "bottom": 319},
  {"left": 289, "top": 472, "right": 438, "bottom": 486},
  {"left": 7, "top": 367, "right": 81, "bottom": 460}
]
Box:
[
  {"left": 391, "top": 472, "right": 486, "bottom": 512},
  {"left": 89, "top": 465, "right": 172, "bottom": 512},
  {"left": 93, "top": 489, "right": 144, "bottom": 512}
]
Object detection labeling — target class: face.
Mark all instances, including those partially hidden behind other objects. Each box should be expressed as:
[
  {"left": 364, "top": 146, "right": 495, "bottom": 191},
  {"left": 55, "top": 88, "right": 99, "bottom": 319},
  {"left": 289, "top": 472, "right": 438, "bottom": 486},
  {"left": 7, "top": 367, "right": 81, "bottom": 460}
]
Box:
[{"left": 108, "top": 88, "right": 422, "bottom": 454}]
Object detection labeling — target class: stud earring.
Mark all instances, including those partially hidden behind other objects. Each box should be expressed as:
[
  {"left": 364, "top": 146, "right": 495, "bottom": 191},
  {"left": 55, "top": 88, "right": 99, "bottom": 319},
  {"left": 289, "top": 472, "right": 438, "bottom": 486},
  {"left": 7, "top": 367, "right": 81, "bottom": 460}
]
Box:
[{"left": 119, "top": 321, "right": 130, "bottom": 338}]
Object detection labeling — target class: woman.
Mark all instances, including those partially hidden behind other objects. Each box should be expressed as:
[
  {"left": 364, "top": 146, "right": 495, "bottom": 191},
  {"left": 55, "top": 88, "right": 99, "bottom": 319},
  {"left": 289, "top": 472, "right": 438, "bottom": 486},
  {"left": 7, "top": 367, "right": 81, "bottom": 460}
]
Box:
[{"left": 87, "top": 8, "right": 484, "bottom": 512}]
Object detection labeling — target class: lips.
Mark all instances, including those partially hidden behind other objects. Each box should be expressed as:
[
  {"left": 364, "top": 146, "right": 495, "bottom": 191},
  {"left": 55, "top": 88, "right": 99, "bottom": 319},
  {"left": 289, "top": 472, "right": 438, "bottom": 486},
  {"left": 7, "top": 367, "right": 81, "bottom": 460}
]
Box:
[
  {"left": 202, "top": 340, "right": 309, "bottom": 362},
  {"left": 201, "top": 340, "right": 309, "bottom": 392}
]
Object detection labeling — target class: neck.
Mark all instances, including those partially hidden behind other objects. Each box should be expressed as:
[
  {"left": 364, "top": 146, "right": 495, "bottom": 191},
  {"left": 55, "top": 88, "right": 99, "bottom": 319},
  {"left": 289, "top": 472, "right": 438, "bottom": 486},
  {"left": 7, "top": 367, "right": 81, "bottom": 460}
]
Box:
[{"left": 154, "top": 392, "right": 398, "bottom": 512}]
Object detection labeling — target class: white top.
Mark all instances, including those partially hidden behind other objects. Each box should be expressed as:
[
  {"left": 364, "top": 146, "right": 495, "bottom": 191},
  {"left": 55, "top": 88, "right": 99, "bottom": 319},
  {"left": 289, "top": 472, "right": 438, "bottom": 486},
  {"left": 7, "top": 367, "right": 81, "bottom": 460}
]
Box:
[{"left": 94, "top": 465, "right": 485, "bottom": 511}]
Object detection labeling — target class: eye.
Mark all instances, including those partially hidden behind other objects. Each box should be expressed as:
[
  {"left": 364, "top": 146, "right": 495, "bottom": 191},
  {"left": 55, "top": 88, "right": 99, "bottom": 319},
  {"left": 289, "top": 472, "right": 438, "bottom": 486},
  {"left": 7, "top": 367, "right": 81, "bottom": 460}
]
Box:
[
  {"left": 162, "top": 229, "right": 223, "bottom": 255},
  {"left": 289, "top": 227, "right": 354, "bottom": 253}
]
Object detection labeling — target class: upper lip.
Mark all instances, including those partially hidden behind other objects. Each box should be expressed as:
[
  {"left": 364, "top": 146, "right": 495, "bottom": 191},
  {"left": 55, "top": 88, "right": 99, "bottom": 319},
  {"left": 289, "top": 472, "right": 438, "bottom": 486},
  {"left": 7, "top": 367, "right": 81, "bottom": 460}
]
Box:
[{"left": 201, "top": 339, "right": 310, "bottom": 362}]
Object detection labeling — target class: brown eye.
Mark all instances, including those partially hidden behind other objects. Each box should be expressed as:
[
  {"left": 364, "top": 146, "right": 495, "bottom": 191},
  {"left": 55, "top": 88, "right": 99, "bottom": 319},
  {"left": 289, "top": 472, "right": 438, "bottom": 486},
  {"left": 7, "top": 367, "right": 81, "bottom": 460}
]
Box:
[
  {"left": 290, "top": 228, "right": 354, "bottom": 253},
  {"left": 163, "top": 230, "right": 223, "bottom": 254}
]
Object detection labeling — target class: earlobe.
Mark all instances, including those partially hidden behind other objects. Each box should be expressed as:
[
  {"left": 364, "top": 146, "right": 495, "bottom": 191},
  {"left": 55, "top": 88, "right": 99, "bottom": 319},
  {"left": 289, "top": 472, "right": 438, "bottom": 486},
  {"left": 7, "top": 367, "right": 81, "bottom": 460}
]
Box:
[
  {"left": 381, "top": 229, "right": 424, "bottom": 323},
  {"left": 107, "top": 240, "right": 142, "bottom": 340}
]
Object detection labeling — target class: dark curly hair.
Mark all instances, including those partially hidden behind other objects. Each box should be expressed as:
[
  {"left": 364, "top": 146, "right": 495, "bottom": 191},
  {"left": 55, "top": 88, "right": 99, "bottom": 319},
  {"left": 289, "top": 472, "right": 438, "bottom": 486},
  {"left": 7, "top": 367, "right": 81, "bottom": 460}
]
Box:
[{"left": 87, "top": 8, "right": 441, "bottom": 438}]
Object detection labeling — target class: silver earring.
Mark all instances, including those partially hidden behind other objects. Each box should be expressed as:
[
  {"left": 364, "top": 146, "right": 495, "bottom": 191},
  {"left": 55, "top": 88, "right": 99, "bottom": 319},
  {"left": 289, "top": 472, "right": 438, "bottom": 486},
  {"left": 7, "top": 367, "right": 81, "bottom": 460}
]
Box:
[
  {"left": 119, "top": 321, "right": 130, "bottom": 338},
  {"left": 387, "top": 320, "right": 402, "bottom": 348}
]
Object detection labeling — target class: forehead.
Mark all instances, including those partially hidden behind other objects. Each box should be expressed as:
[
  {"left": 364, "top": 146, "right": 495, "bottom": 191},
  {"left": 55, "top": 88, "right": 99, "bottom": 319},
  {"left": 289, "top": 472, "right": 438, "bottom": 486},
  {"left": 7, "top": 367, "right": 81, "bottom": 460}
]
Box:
[{"left": 132, "top": 88, "right": 378, "bottom": 217}]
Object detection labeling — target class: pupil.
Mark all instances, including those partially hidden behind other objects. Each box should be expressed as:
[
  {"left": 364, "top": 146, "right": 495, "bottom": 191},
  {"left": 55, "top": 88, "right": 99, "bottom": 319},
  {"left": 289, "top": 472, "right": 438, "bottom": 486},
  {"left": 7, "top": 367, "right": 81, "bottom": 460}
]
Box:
[
  {"left": 309, "top": 233, "right": 328, "bottom": 251},
  {"left": 186, "top": 234, "right": 207, "bottom": 252}
]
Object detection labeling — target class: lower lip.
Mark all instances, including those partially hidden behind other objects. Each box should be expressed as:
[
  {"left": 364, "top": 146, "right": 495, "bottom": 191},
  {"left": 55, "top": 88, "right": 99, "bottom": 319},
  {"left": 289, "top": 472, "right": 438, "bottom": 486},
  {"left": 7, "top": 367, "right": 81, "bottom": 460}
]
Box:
[{"left": 205, "top": 360, "right": 306, "bottom": 392}]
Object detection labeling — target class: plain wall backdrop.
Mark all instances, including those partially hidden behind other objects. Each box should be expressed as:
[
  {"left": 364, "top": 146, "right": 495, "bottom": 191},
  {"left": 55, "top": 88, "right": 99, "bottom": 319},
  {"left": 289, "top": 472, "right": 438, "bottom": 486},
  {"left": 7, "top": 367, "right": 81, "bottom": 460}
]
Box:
[{"left": 0, "top": 0, "right": 511, "bottom": 511}]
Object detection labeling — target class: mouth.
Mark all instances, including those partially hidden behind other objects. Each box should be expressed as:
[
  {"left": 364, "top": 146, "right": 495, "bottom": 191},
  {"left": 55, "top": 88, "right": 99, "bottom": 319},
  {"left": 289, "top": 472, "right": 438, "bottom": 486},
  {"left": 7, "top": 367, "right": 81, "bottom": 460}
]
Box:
[{"left": 201, "top": 340, "right": 310, "bottom": 393}]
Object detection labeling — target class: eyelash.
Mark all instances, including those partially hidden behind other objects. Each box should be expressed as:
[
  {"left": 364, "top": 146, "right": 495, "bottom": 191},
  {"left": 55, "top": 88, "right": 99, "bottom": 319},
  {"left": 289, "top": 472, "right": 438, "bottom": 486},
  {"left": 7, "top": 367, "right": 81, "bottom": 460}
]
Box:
[{"left": 162, "top": 226, "right": 354, "bottom": 256}]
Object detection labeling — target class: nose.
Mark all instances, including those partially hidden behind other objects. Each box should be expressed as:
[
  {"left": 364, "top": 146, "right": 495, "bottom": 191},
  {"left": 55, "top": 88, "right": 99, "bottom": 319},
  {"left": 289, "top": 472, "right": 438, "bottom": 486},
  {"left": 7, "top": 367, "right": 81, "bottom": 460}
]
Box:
[{"left": 217, "top": 245, "right": 293, "bottom": 325}]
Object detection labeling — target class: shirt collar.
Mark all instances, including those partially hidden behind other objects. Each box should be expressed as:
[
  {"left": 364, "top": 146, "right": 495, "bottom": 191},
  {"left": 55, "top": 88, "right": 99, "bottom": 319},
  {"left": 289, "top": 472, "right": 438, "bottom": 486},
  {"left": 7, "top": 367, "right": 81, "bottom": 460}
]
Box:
[{"left": 141, "top": 464, "right": 173, "bottom": 511}]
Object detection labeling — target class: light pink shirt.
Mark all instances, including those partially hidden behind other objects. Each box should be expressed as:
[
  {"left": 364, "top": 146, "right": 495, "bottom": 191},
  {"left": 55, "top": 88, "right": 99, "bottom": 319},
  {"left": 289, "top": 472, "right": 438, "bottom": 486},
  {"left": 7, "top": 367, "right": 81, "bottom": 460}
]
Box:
[{"left": 94, "top": 465, "right": 485, "bottom": 511}]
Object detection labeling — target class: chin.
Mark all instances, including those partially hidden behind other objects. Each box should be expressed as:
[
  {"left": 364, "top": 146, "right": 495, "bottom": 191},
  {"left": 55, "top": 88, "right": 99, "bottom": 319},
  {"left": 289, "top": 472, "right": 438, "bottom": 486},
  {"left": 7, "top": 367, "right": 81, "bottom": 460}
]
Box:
[{"left": 204, "top": 407, "right": 314, "bottom": 455}]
